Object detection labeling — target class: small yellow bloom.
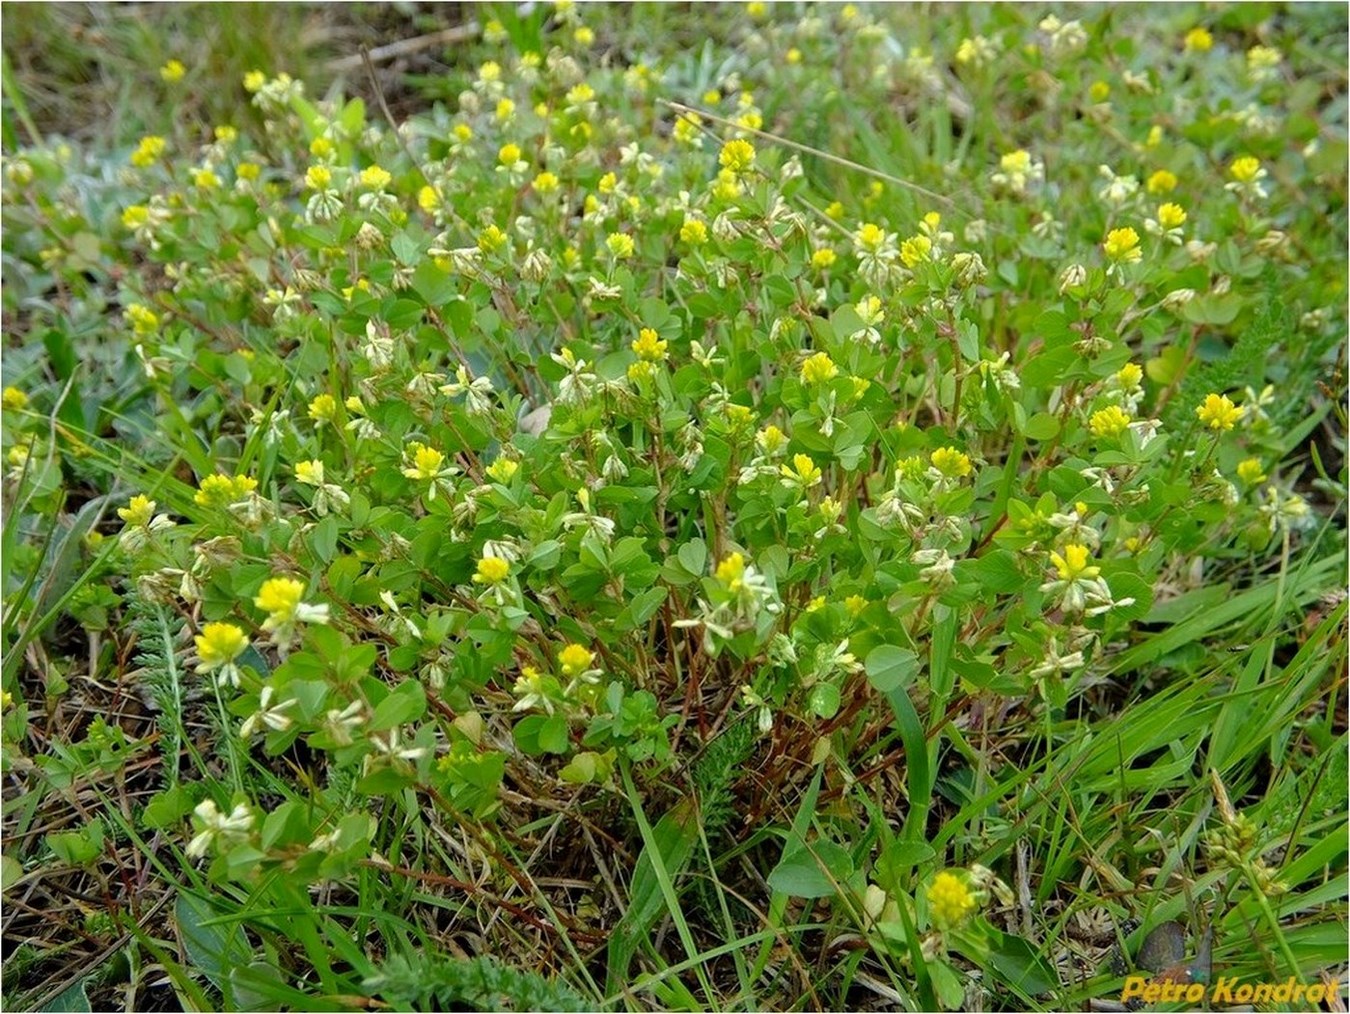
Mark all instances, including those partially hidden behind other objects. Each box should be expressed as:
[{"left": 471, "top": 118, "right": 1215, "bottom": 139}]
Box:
[
  {"left": 533, "top": 171, "right": 560, "bottom": 193},
  {"left": 160, "top": 59, "right": 186, "bottom": 83},
  {"left": 1229, "top": 156, "right": 1262, "bottom": 184},
  {"left": 495, "top": 98, "right": 516, "bottom": 122},
  {"left": 716, "top": 552, "right": 746, "bottom": 591},
  {"left": 1000, "top": 149, "right": 1031, "bottom": 175},
  {"left": 294, "top": 460, "right": 324, "bottom": 486},
  {"left": 927, "top": 871, "right": 977, "bottom": 927},
  {"left": 1184, "top": 26, "right": 1213, "bottom": 52},
  {"left": 478, "top": 224, "right": 508, "bottom": 253},
  {"left": 498, "top": 143, "right": 523, "bottom": 167},
  {"left": 844, "top": 594, "right": 867, "bottom": 616},
  {"left": 214, "top": 126, "right": 237, "bottom": 144},
  {"left": 781, "top": 453, "right": 822, "bottom": 486},
  {"left": 193, "top": 473, "right": 257, "bottom": 508},
  {"left": 786, "top": 47, "right": 802, "bottom": 64},
  {"left": 1049, "top": 543, "right": 1099, "bottom": 582},
  {"left": 930, "top": 446, "right": 972, "bottom": 479},
  {"left": 309, "top": 136, "right": 334, "bottom": 159},
  {"left": 719, "top": 138, "right": 757, "bottom": 174},
  {"left": 453, "top": 122, "right": 473, "bottom": 142},
  {"left": 1146, "top": 169, "right": 1178, "bottom": 194},
  {"left": 118, "top": 494, "right": 156, "bottom": 527},
  {"left": 403, "top": 442, "right": 447, "bottom": 481},
  {"left": 559, "top": 643, "right": 595, "bottom": 676},
  {"left": 855, "top": 222, "right": 886, "bottom": 253},
  {"left": 255, "top": 577, "right": 304, "bottom": 621},
  {"left": 1237, "top": 458, "right": 1267, "bottom": 485},
  {"left": 121, "top": 204, "right": 150, "bottom": 229},
  {"left": 1116, "top": 362, "right": 1143, "bottom": 389},
  {"left": 1089, "top": 80, "right": 1110, "bottom": 103},
  {"left": 573, "top": 25, "right": 594, "bottom": 46},
  {"left": 124, "top": 303, "right": 160, "bottom": 336},
  {"left": 566, "top": 82, "right": 594, "bottom": 105},
  {"left": 680, "top": 217, "right": 708, "bottom": 245},
  {"left": 243, "top": 70, "right": 267, "bottom": 93},
  {"left": 800, "top": 351, "right": 838, "bottom": 385},
  {"left": 305, "top": 164, "right": 333, "bottom": 191},
  {"left": 1089, "top": 405, "right": 1131, "bottom": 438},
  {"left": 631, "top": 328, "right": 668, "bottom": 362},
  {"left": 757, "top": 425, "right": 786, "bottom": 455},
  {"left": 811, "top": 248, "right": 837, "bottom": 269},
  {"left": 1157, "top": 203, "right": 1186, "bottom": 229},
  {"left": 359, "top": 164, "right": 392, "bottom": 189},
  {"left": 417, "top": 185, "right": 441, "bottom": 211},
  {"left": 195, "top": 622, "right": 248, "bottom": 668},
  {"left": 2, "top": 387, "right": 28, "bottom": 411},
  {"left": 237, "top": 162, "right": 261, "bottom": 182},
  {"left": 1196, "top": 392, "right": 1244, "bottom": 431},
  {"left": 606, "top": 233, "right": 635, "bottom": 259},
  {"left": 486, "top": 458, "right": 518, "bottom": 483},
  {"left": 899, "top": 234, "right": 932, "bottom": 268},
  {"left": 1102, "top": 227, "right": 1141, "bottom": 264},
  {"left": 308, "top": 393, "right": 338, "bottom": 424},
  {"left": 474, "top": 555, "right": 511, "bottom": 585},
  {"left": 192, "top": 167, "right": 220, "bottom": 190},
  {"left": 130, "top": 135, "right": 166, "bottom": 168},
  {"left": 825, "top": 201, "right": 845, "bottom": 219}
]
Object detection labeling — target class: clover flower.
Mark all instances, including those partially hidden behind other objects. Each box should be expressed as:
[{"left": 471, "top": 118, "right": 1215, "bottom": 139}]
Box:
[
  {"left": 1196, "top": 393, "right": 1244, "bottom": 431},
  {"left": 1225, "top": 156, "right": 1268, "bottom": 199},
  {"left": 1183, "top": 27, "right": 1213, "bottom": 52},
  {"left": 800, "top": 351, "right": 838, "bottom": 385},
  {"left": 929, "top": 446, "right": 972, "bottom": 480},
  {"left": 239, "top": 686, "right": 296, "bottom": 738},
  {"left": 632, "top": 327, "right": 668, "bottom": 362},
  {"left": 991, "top": 149, "right": 1044, "bottom": 195},
  {"left": 1146, "top": 169, "right": 1178, "bottom": 195},
  {"left": 719, "top": 138, "right": 756, "bottom": 174},
  {"left": 1236, "top": 458, "right": 1267, "bottom": 485},
  {"left": 193, "top": 473, "right": 258, "bottom": 509},
  {"left": 780, "top": 453, "right": 823, "bottom": 489},
  {"left": 474, "top": 555, "right": 511, "bottom": 585},
  {"left": 927, "top": 871, "right": 977, "bottom": 928},
  {"left": 1102, "top": 227, "right": 1141, "bottom": 273},
  {"left": 1089, "top": 405, "right": 1132, "bottom": 438},
  {"left": 194, "top": 622, "right": 249, "bottom": 687}
]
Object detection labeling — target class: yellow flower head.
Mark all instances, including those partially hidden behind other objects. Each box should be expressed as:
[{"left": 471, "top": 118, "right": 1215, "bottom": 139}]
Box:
[
  {"left": 125, "top": 303, "right": 160, "bottom": 336},
  {"left": 1157, "top": 202, "right": 1187, "bottom": 229},
  {"left": 844, "top": 594, "right": 867, "bottom": 616},
  {"left": 359, "top": 164, "right": 392, "bottom": 189},
  {"left": 474, "top": 555, "right": 511, "bottom": 585},
  {"left": 305, "top": 164, "right": 333, "bottom": 191},
  {"left": 800, "top": 351, "right": 838, "bottom": 385},
  {"left": 1146, "top": 169, "right": 1178, "bottom": 195},
  {"left": 308, "top": 393, "right": 338, "bottom": 424},
  {"left": 498, "top": 143, "right": 523, "bottom": 167},
  {"left": 1089, "top": 405, "right": 1131, "bottom": 438},
  {"left": 573, "top": 25, "right": 594, "bottom": 46},
  {"left": 1184, "top": 26, "right": 1213, "bottom": 52},
  {"left": 680, "top": 217, "right": 709, "bottom": 245},
  {"left": 404, "top": 442, "right": 447, "bottom": 480},
  {"left": 927, "top": 871, "right": 977, "bottom": 928},
  {"left": 255, "top": 577, "right": 304, "bottom": 621},
  {"left": 195, "top": 622, "right": 248, "bottom": 667},
  {"left": 418, "top": 185, "right": 441, "bottom": 211},
  {"left": 452, "top": 122, "right": 473, "bottom": 143},
  {"left": 811, "top": 248, "right": 837, "bottom": 269},
  {"left": 2, "top": 387, "right": 29, "bottom": 411},
  {"left": 130, "top": 135, "right": 166, "bottom": 168},
  {"left": 606, "top": 232, "right": 635, "bottom": 259},
  {"left": 310, "top": 136, "right": 335, "bottom": 159},
  {"left": 294, "top": 460, "right": 324, "bottom": 486},
  {"left": 719, "top": 138, "right": 757, "bottom": 174},
  {"left": 1103, "top": 227, "right": 1141, "bottom": 263},
  {"left": 193, "top": 473, "right": 257, "bottom": 508},
  {"left": 1050, "top": 543, "right": 1099, "bottom": 582},
  {"left": 160, "top": 59, "right": 186, "bottom": 83},
  {"left": 782, "top": 453, "right": 822, "bottom": 486},
  {"left": 243, "top": 70, "right": 267, "bottom": 93},
  {"left": 1000, "top": 149, "right": 1031, "bottom": 174},
  {"left": 1229, "top": 156, "right": 1262, "bottom": 184},
  {"left": 757, "top": 424, "right": 786, "bottom": 455},
  {"left": 1196, "top": 392, "right": 1244, "bottom": 431},
  {"left": 1237, "top": 458, "right": 1267, "bottom": 485},
  {"left": 478, "top": 456, "right": 516, "bottom": 484},
  {"left": 118, "top": 494, "right": 156, "bottom": 527},
  {"left": 855, "top": 222, "right": 886, "bottom": 253},
  {"left": 899, "top": 234, "right": 932, "bottom": 268},
  {"left": 533, "top": 171, "right": 560, "bottom": 193},
  {"left": 237, "top": 162, "right": 260, "bottom": 182},
  {"left": 478, "top": 224, "right": 508, "bottom": 253},
  {"left": 930, "top": 446, "right": 972, "bottom": 479},
  {"left": 558, "top": 643, "right": 595, "bottom": 676},
  {"left": 715, "top": 552, "right": 746, "bottom": 591},
  {"left": 598, "top": 171, "right": 617, "bottom": 194},
  {"left": 214, "top": 126, "right": 237, "bottom": 144},
  {"left": 1116, "top": 362, "right": 1143, "bottom": 389},
  {"left": 192, "top": 167, "right": 220, "bottom": 190},
  {"left": 632, "top": 328, "right": 668, "bottom": 362},
  {"left": 786, "top": 47, "right": 802, "bottom": 64},
  {"left": 495, "top": 97, "right": 516, "bottom": 122},
  {"left": 121, "top": 204, "right": 150, "bottom": 229}
]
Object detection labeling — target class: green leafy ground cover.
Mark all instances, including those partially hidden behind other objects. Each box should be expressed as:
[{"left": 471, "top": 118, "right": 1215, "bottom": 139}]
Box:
[{"left": 1, "top": 3, "right": 1346, "bottom": 1011}]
